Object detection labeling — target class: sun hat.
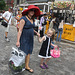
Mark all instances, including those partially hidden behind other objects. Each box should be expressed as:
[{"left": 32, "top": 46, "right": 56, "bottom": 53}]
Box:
[{"left": 22, "top": 5, "right": 40, "bottom": 17}]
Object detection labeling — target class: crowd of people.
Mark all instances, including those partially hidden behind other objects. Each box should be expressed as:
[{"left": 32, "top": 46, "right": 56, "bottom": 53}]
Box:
[{"left": 1, "top": 5, "right": 64, "bottom": 73}]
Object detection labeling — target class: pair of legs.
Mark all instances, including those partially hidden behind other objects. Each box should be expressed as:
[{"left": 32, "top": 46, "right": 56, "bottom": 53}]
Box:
[
  {"left": 5, "top": 32, "right": 8, "bottom": 38},
  {"left": 5, "top": 24, "right": 10, "bottom": 42},
  {"left": 56, "top": 28, "right": 63, "bottom": 42},
  {"left": 25, "top": 54, "right": 33, "bottom": 72},
  {"left": 5, "top": 24, "right": 9, "bottom": 37},
  {"left": 40, "top": 58, "right": 51, "bottom": 67}
]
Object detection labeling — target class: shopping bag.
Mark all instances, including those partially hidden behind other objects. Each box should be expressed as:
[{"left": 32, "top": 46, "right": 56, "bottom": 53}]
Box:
[
  {"left": 50, "top": 47, "right": 60, "bottom": 58},
  {"left": 1, "top": 21, "right": 8, "bottom": 27},
  {"left": 8, "top": 47, "right": 26, "bottom": 73}
]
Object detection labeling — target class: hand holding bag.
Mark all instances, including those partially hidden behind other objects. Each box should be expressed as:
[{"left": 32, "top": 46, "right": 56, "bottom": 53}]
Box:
[{"left": 50, "top": 47, "right": 60, "bottom": 58}]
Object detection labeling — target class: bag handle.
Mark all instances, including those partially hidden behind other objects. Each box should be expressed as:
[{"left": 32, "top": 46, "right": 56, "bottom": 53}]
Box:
[{"left": 53, "top": 47, "right": 59, "bottom": 51}]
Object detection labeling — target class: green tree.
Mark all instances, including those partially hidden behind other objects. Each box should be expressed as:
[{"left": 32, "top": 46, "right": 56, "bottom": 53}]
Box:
[{"left": 0, "top": 0, "right": 6, "bottom": 10}]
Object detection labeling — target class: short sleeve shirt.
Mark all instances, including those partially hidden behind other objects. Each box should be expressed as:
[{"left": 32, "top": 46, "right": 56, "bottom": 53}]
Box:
[{"left": 2, "top": 11, "right": 12, "bottom": 24}]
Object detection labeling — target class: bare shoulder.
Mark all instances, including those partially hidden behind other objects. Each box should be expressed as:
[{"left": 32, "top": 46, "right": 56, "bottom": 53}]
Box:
[
  {"left": 20, "top": 19, "right": 25, "bottom": 22},
  {"left": 20, "top": 19, "right": 25, "bottom": 24}
]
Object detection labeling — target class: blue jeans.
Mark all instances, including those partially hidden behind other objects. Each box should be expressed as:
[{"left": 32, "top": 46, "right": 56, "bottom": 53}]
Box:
[{"left": 56, "top": 28, "right": 63, "bottom": 42}]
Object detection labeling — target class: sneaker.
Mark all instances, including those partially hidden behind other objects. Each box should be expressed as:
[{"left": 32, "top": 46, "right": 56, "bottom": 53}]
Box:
[
  {"left": 22, "top": 68, "right": 25, "bottom": 72},
  {"left": 5, "top": 37, "right": 10, "bottom": 42}
]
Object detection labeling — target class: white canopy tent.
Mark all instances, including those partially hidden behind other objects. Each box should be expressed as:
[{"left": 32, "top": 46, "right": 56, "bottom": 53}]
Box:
[{"left": 16, "top": 2, "right": 53, "bottom": 12}]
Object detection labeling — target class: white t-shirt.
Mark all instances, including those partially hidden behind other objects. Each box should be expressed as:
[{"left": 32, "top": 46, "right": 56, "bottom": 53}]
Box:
[
  {"left": 2, "top": 11, "right": 12, "bottom": 24},
  {"left": 49, "top": 18, "right": 56, "bottom": 28},
  {"left": 59, "top": 20, "right": 64, "bottom": 29}
]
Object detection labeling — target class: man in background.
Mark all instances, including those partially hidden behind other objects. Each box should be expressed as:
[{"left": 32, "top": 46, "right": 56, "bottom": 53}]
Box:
[{"left": 2, "top": 7, "right": 12, "bottom": 42}]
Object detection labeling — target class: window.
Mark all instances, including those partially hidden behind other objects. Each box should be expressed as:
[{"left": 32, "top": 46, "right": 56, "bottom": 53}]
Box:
[{"left": 17, "top": 0, "right": 19, "bottom": 4}]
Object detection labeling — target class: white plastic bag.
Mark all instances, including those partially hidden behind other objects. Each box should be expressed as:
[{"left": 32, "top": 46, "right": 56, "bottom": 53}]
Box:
[{"left": 9, "top": 47, "right": 26, "bottom": 67}]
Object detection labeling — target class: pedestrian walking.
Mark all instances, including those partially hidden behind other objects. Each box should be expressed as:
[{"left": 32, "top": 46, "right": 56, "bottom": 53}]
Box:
[
  {"left": 49, "top": 13, "right": 59, "bottom": 34},
  {"left": 49, "top": 13, "right": 56, "bottom": 29},
  {"left": 37, "top": 28, "right": 58, "bottom": 69},
  {"left": 56, "top": 16, "right": 64, "bottom": 42},
  {"left": 2, "top": 7, "right": 13, "bottom": 42},
  {"left": 16, "top": 5, "right": 40, "bottom": 73},
  {"left": 49, "top": 13, "right": 58, "bottom": 49},
  {"left": 15, "top": 9, "right": 22, "bottom": 32},
  {"left": 39, "top": 13, "right": 47, "bottom": 37}
]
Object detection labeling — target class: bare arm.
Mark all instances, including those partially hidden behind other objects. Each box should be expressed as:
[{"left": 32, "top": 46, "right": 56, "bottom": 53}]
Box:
[
  {"left": 15, "top": 15, "right": 21, "bottom": 21},
  {"left": 16, "top": 19, "right": 25, "bottom": 47},
  {"left": 51, "top": 43, "right": 58, "bottom": 48},
  {"left": 34, "top": 30, "right": 38, "bottom": 34},
  {"left": 38, "top": 36, "right": 45, "bottom": 43},
  {"left": 34, "top": 30, "right": 45, "bottom": 43},
  {"left": 3, "top": 17, "right": 8, "bottom": 22}
]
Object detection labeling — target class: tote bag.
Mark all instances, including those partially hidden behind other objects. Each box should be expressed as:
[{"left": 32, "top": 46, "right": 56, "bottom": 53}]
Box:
[{"left": 50, "top": 47, "right": 60, "bottom": 58}]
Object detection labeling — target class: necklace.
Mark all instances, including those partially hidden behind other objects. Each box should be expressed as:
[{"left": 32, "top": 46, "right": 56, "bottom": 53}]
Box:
[{"left": 27, "top": 15, "right": 32, "bottom": 20}]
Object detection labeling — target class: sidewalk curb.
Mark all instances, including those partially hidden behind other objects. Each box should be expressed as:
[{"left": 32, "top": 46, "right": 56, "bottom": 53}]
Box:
[{"left": 61, "top": 39, "right": 75, "bottom": 45}]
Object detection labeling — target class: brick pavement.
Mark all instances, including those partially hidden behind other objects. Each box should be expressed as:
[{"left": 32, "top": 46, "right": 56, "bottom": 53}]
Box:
[{"left": 0, "top": 23, "right": 75, "bottom": 75}]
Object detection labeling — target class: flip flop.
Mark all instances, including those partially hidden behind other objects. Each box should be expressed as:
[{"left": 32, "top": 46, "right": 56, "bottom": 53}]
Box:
[{"left": 25, "top": 68, "right": 34, "bottom": 73}]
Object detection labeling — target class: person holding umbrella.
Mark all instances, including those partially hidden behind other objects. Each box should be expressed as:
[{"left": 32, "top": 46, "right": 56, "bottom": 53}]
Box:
[{"left": 16, "top": 5, "right": 40, "bottom": 73}]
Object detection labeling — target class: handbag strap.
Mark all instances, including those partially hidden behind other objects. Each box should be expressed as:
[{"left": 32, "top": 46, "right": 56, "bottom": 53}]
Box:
[
  {"left": 7, "top": 15, "right": 11, "bottom": 23},
  {"left": 53, "top": 47, "right": 59, "bottom": 51}
]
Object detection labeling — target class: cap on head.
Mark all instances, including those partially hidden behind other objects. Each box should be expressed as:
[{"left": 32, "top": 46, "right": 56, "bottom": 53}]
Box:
[{"left": 9, "top": 7, "right": 13, "bottom": 10}]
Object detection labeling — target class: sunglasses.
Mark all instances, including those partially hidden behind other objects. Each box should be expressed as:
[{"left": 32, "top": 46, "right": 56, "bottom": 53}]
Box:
[{"left": 30, "top": 9, "right": 35, "bottom": 12}]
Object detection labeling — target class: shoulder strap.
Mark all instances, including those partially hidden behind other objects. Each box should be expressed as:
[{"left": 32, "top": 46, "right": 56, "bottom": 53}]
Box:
[{"left": 8, "top": 15, "right": 11, "bottom": 23}]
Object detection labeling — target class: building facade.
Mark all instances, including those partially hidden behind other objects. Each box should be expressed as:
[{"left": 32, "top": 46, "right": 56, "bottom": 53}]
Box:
[
  {"left": 55, "top": 0, "right": 74, "bottom": 1},
  {"left": 4, "top": 0, "right": 14, "bottom": 7},
  {"left": 14, "top": 0, "right": 54, "bottom": 6}
]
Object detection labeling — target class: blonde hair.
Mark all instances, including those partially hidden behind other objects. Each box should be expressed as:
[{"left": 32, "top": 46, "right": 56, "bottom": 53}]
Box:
[{"left": 47, "top": 28, "right": 55, "bottom": 40}]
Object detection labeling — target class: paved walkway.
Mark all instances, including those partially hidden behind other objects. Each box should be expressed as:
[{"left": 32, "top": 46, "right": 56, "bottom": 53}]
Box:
[{"left": 0, "top": 23, "right": 75, "bottom": 75}]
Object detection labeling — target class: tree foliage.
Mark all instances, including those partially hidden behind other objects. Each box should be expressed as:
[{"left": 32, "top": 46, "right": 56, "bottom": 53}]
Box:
[{"left": 0, "top": 0, "right": 6, "bottom": 10}]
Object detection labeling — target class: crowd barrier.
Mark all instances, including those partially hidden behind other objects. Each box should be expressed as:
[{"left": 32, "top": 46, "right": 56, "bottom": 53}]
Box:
[{"left": 62, "top": 24, "right": 75, "bottom": 41}]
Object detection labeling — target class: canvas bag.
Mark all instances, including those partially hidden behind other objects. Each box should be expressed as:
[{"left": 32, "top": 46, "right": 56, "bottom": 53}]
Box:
[
  {"left": 50, "top": 47, "right": 60, "bottom": 58},
  {"left": 9, "top": 47, "right": 26, "bottom": 67}
]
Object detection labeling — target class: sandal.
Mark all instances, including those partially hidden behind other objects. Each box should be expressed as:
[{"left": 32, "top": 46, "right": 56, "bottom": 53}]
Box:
[
  {"left": 25, "top": 68, "right": 34, "bottom": 73},
  {"left": 40, "top": 65, "right": 46, "bottom": 69},
  {"left": 43, "top": 63, "right": 49, "bottom": 69}
]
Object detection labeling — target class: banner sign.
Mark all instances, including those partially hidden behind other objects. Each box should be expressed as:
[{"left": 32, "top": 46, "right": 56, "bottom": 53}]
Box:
[{"left": 62, "top": 24, "right": 75, "bottom": 41}]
